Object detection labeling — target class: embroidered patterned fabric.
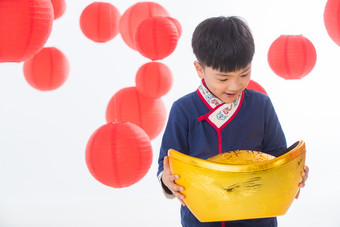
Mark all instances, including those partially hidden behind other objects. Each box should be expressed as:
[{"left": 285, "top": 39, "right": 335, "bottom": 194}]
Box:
[
  {"left": 197, "top": 80, "right": 243, "bottom": 129},
  {"left": 207, "top": 150, "right": 275, "bottom": 164}
]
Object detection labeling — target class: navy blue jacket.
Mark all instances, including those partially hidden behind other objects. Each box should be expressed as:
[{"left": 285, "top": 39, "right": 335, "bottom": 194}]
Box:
[{"left": 158, "top": 89, "right": 286, "bottom": 227}]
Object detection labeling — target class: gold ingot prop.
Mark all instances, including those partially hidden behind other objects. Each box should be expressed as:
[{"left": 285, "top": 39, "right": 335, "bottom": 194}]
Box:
[{"left": 168, "top": 141, "right": 306, "bottom": 222}]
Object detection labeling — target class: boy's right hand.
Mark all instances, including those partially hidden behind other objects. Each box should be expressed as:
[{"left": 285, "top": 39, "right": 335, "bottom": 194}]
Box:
[{"left": 162, "top": 156, "right": 186, "bottom": 206}]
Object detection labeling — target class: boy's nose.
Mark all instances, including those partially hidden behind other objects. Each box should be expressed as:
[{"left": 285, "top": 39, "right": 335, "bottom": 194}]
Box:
[{"left": 228, "top": 81, "right": 241, "bottom": 92}]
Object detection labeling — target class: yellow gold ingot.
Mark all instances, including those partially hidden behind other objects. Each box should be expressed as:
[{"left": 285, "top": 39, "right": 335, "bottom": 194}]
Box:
[
  {"left": 207, "top": 150, "right": 275, "bottom": 164},
  {"left": 168, "top": 141, "right": 306, "bottom": 222}
]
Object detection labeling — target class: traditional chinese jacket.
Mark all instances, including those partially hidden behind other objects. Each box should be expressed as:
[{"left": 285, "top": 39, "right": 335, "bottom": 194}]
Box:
[{"left": 157, "top": 81, "right": 286, "bottom": 227}]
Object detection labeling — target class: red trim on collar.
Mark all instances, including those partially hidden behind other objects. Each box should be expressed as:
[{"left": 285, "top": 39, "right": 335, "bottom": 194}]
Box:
[
  {"left": 201, "top": 79, "right": 212, "bottom": 94},
  {"left": 196, "top": 79, "right": 224, "bottom": 111},
  {"left": 199, "top": 103, "right": 225, "bottom": 132},
  {"left": 218, "top": 90, "right": 244, "bottom": 130},
  {"left": 196, "top": 89, "right": 213, "bottom": 111},
  {"left": 197, "top": 90, "right": 245, "bottom": 130}
]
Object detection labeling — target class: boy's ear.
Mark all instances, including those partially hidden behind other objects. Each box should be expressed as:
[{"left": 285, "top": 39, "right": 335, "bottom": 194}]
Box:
[{"left": 194, "top": 61, "right": 204, "bottom": 79}]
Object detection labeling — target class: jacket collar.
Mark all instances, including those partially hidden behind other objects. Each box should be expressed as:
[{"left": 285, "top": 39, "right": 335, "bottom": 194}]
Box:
[{"left": 197, "top": 80, "right": 244, "bottom": 130}]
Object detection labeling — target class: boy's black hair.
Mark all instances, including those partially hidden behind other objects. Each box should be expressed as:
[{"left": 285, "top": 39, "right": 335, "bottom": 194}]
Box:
[{"left": 192, "top": 16, "right": 255, "bottom": 72}]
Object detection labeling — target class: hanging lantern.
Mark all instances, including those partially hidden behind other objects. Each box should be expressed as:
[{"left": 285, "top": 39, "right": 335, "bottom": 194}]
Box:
[
  {"left": 0, "top": 0, "right": 54, "bottom": 63},
  {"left": 324, "top": 0, "right": 340, "bottom": 46},
  {"left": 119, "top": 2, "right": 169, "bottom": 50},
  {"left": 80, "top": 2, "right": 120, "bottom": 43},
  {"left": 135, "top": 17, "right": 179, "bottom": 60},
  {"left": 135, "top": 62, "right": 173, "bottom": 98},
  {"left": 106, "top": 87, "right": 167, "bottom": 140},
  {"left": 23, "top": 47, "right": 70, "bottom": 91},
  {"left": 246, "top": 80, "right": 268, "bottom": 95},
  {"left": 267, "top": 35, "right": 317, "bottom": 80},
  {"left": 167, "top": 17, "right": 182, "bottom": 37},
  {"left": 51, "top": 0, "right": 66, "bottom": 20},
  {"left": 85, "top": 122, "right": 153, "bottom": 188}
]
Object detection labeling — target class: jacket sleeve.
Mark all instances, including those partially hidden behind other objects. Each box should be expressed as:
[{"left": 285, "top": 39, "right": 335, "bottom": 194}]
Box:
[
  {"left": 157, "top": 100, "right": 189, "bottom": 198},
  {"left": 263, "top": 97, "right": 287, "bottom": 155}
]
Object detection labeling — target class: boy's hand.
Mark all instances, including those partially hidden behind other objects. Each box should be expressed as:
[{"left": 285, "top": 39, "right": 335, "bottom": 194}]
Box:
[
  {"left": 295, "top": 165, "right": 309, "bottom": 199},
  {"left": 162, "top": 156, "right": 186, "bottom": 206}
]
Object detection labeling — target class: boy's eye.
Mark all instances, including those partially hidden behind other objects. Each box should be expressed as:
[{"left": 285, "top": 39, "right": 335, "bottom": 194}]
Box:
[
  {"left": 219, "top": 79, "right": 228, "bottom": 82},
  {"left": 241, "top": 74, "right": 249, "bottom": 77}
]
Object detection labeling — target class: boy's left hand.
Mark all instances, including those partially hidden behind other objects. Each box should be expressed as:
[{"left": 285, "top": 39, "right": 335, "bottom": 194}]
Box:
[{"left": 295, "top": 165, "right": 309, "bottom": 199}]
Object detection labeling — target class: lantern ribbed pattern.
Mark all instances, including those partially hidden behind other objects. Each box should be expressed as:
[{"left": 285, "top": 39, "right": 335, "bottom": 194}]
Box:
[
  {"left": 119, "top": 2, "right": 169, "bottom": 50},
  {"left": 135, "top": 62, "right": 173, "bottom": 98},
  {"left": 106, "top": 87, "right": 167, "bottom": 140},
  {"left": 80, "top": 2, "right": 120, "bottom": 43},
  {"left": 267, "top": 35, "right": 317, "bottom": 80},
  {"left": 324, "top": 0, "right": 340, "bottom": 46},
  {"left": 86, "top": 122, "right": 153, "bottom": 188},
  {"left": 23, "top": 47, "right": 70, "bottom": 91},
  {"left": 135, "top": 17, "right": 179, "bottom": 60},
  {"left": 0, "top": 0, "right": 54, "bottom": 62},
  {"left": 51, "top": 0, "right": 66, "bottom": 20}
]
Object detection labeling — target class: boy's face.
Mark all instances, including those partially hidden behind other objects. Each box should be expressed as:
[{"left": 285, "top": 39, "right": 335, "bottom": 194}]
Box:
[{"left": 194, "top": 61, "right": 251, "bottom": 103}]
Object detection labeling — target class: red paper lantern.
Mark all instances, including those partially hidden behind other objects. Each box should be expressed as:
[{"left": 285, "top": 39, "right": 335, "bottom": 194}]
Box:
[
  {"left": 135, "top": 17, "right": 179, "bottom": 60},
  {"left": 0, "top": 0, "right": 54, "bottom": 63},
  {"left": 324, "top": 0, "right": 340, "bottom": 46},
  {"left": 106, "top": 87, "right": 167, "bottom": 140},
  {"left": 136, "top": 62, "right": 173, "bottom": 98},
  {"left": 23, "top": 47, "right": 70, "bottom": 91},
  {"left": 51, "top": 0, "right": 66, "bottom": 20},
  {"left": 119, "top": 2, "right": 169, "bottom": 50},
  {"left": 80, "top": 2, "right": 120, "bottom": 43},
  {"left": 267, "top": 35, "right": 317, "bottom": 80},
  {"left": 85, "top": 122, "right": 153, "bottom": 188},
  {"left": 167, "top": 17, "right": 182, "bottom": 37},
  {"left": 246, "top": 80, "right": 268, "bottom": 95}
]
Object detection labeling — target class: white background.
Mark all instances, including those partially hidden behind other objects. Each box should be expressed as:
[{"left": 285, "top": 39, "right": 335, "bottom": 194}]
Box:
[{"left": 0, "top": 0, "right": 339, "bottom": 226}]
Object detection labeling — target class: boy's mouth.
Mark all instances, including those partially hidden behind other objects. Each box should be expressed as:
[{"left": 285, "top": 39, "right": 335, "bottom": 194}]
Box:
[{"left": 225, "top": 93, "right": 236, "bottom": 98}]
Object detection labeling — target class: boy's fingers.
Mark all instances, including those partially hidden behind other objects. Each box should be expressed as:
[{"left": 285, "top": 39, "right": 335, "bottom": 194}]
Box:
[
  {"left": 163, "top": 156, "right": 170, "bottom": 173},
  {"left": 179, "top": 198, "right": 186, "bottom": 206},
  {"left": 174, "top": 185, "right": 184, "bottom": 192},
  {"left": 300, "top": 165, "right": 309, "bottom": 184},
  {"left": 167, "top": 180, "right": 182, "bottom": 192},
  {"left": 304, "top": 166, "right": 309, "bottom": 180},
  {"left": 174, "top": 193, "right": 186, "bottom": 206},
  {"left": 163, "top": 155, "right": 185, "bottom": 206},
  {"left": 173, "top": 191, "right": 186, "bottom": 206},
  {"left": 304, "top": 165, "right": 309, "bottom": 173},
  {"left": 163, "top": 156, "right": 179, "bottom": 182},
  {"left": 173, "top": 191, "right": 184, "bottom": 199},
  {"left": 169, "top": 175, "right": 178, "bottom": 182},
  {"left": 295, "top": 189, "right": 300, "bottom": 199}
]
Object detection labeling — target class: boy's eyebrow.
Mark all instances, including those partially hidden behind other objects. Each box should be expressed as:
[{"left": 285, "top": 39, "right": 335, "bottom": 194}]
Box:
[
  {"left": 216, "top": 66, "right": 251, "bottom": 76},
  {"left": 240, "top": 66, "right": 251, "bottom": 73}
]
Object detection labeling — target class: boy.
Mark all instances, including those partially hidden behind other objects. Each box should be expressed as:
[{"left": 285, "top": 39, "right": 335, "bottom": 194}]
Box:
[{"left": 157, "top": 16, "right": 308, "bottom": 227}]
